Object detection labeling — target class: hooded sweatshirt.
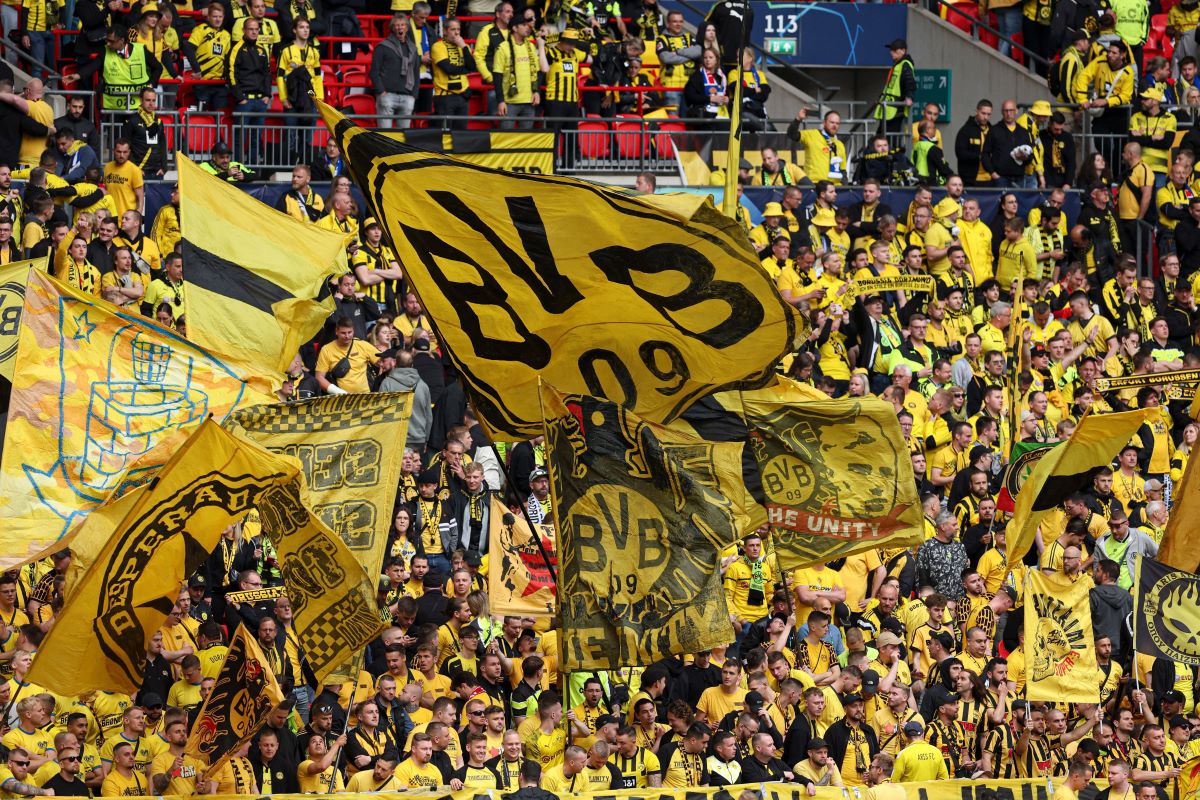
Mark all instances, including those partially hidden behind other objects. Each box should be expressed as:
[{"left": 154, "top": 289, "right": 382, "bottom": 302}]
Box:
[{"left": 378, "top": 367, "right": 431, "bottom": 449}]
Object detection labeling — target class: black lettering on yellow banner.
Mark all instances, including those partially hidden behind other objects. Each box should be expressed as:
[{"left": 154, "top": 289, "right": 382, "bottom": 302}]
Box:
[{"left": 845, "top": 275, "right": 936, "bottom": 296}]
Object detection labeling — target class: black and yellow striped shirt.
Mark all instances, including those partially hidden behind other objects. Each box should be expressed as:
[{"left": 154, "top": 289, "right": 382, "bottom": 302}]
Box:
[
  {"left": 189, "top": 22, "right": 231, "bottom": 78},
  {"left": 544, "top": 43, "right": 585, "bottom": 103}
]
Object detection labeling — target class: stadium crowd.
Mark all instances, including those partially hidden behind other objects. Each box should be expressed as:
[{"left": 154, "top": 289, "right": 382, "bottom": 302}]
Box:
[{"left": 1, "top": 0, "right": 1200, "bottom": 797}]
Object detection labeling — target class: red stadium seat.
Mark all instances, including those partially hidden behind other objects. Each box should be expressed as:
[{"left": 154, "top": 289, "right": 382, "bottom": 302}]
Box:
[
  {"left": 342, "top": 93, "right": 377, "bottom": 123},
  {"left": 653, "top": 121, "right": 686, "bottom": 158},
  {"left": 946, "top": 2, "right": 977, "bottom": 35},
  {"left": 185, "top": 112, "right": 219, "bottom": 155},
  {"left": 577, "top": 120, "right": 610, "bottom": 159},
  {"left": 613, "top": 119, "right": 646, "bottom": 158}
]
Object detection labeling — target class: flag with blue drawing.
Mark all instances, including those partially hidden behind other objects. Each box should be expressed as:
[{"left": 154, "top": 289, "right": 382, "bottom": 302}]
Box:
[{"left": 0, "top": 270, "right": 268, "bottom": 569}]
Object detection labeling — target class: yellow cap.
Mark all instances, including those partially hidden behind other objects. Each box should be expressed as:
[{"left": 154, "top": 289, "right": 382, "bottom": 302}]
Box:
[
  {"left": 762, "top": 201, "right": 785, "bottom": 217},
  {"left": 934, "top": 197, "right": 962, "bottom": 218},
  {"left": 1029, "top": 100, "right": 1052, "bottom": 116},
  {"left": 810, "top": 207, "right": 837, "bottom": 227}
]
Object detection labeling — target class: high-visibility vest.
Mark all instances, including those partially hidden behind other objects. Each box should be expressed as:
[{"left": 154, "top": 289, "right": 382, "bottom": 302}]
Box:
[
  {"left": 874, "top": 55, "right": 913, "bottom": 121},
  {"left": 102, "top": 44, "right": 150, "bottom": 111}
]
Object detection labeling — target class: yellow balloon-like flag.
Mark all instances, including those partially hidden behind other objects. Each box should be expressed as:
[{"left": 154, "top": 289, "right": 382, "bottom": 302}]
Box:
[
  {"left": 0, "top": 256, "right": 50, "bottom": 380},
  {"left": 317, "top": 100, "right": 799, "bottom": 439}
]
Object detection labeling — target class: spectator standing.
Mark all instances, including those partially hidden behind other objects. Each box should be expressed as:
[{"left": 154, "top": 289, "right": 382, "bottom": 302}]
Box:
[
  {"left": 874, "top": 39, "right": 915, "bottom": 147},
  {"left": 103, "top": 138, "right": 145, "bottom": 217},
  {"left": 539, "top": 28, "right": 583, "bottom": 153},
  {"left": 409, "top": 2, "right": 434, "bottom": 113},
  {"left": 788, "top": 108, "right": 846, "bottom": 185},
  {"left": 233, "top": 0, "right": 282, "bottom": 52},
  {"left": 1117, "top": 141, "right": 1155, "bottom": 262},
  {"left": 982, "top": 99, "right": 1035, "bottom": 188},
  {"left": 54, "top": 96, "right": 98, "bottom": 149},
  {"left": 1072, "top": 42, "right": 1133, "bottom": 167},
  {"left": 1039, "top": 112, "right": 1076, "bottom": 189},
  {"left": 21, "top": 0, "right": 65, "bottom": 79},
  {"left": 276, "top": 0, "right": 325, "bottom": 44},
  {"left": 1112, "top": 0, "right": 1149, "bottom": 72},
  {"left": 183, "top": 2, "right": 231, "bottom": 110},
  {"left": 474, "top": 1, "right": 512, "bottom": 113},
  {"left": 953, "top": 99, "right": 992, "bottom": 187},
  {"left": 54, "top": 128, "right": 99, "bottom": 184},
  {"left": 17, "top": 79, "right": 53, "bottom": 169},
  {"left": 371, "top": 13, "right": 420, "bottom": 129},
  {"left": 656, "top": 10, "right": 698, "bottom": 112},
  {"left": 431, "top": 18, "right": 475, "bottom": 130},
  {"left": 120, "top": 86, "right": 167, "bottom": 178},
  {"left": 989, "top": 0, "right": 1024, "bottom": 58},
  {"left": 1130, "top": 86, "right": 1176, "bottom": 183},
  {"left": 276, "top": 17, "right": 323, "bottom": 159},
  {"left": 492, "top": 13, "right": 539, "bottom": 130},
  {"left": 704, "top": 0, "right": 751, "bottom": 70},
  {"left": 227, "top": 17, "right": 272, "bottom": 166}
]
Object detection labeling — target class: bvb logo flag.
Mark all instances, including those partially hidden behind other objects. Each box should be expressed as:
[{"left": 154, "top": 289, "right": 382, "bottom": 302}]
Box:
[
  {"left": 0, "top": 271, "right": 268, "bottom": 570},
  {"left": 178, "top": 154, "right": 346, "bottom": 388},
  {"left": 187, "top": 625, "right": 284, "bottom": 775},
  {"left": 1006, "top": 409, "right": 1153, "bottom": 572},
  {"left": 542, "top": 384, "right": 764, "bottom": 670},
  {"left": 487, "top": 497, "right": 557, "bottom": 617},
  {"left": 738, "top": 384, "right": 923, "bottom": 571},
  {"left": 1134, "top": 556, "right": 1200, "bottom": 666},
  {"left": 28, "top": 420, "right": 292, "bottom": 694},
  {"left": 1024, "top": 570, "right": 1101, "bottom": 703},
  {"left": 0, "top": 257, "right": 50, "bottom": 380},
  {"left": 996, "top": 441, "right": 1059, "bottom": 512},
  {"left": 317, "top": 100, "right": 799, "bottom": 439},
  {"left": 225, "top": 392, "right": 413, "bottom": 583},
  {"left": 1179, "top": 756, "right": 1200, "bottom": 799}
]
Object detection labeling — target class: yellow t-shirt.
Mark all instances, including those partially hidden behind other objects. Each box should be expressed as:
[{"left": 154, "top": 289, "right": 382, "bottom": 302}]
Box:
[
  {"left": 924, "top": 222, "right": 955, "bottom": 276},
  {"left": 696, "top": 685, "right": 747, "bottom": 724},
  {"left": 167, "top": 679, "right": 203, "bottom": 710},
  {"left": 392, "top": 758, "right": 443, "bottom": 789},
  {"left": 149, "top": 750, "right": 206, "bottom": 796},
  {"left": 791, "top": 566, "right": 845, "bottom": 625},
  {"left": 100, "top": 733, "right": 155, "bottom": 772},
  {"left": 103, "top": 160, "right": 144, "bottom": 218},
  {"left": 100, "top": 767, "right": 148, "bottom": 796},
  {"left": 296, "top": 760, "right": 345, "bottom": 793},
  {"left": 1, "top": 727, "right": 54, "bottom": 762},
  {"left": 345, "top": 769, "right": 401, "bottom": 792},
  {"left": 314, "top": 338, "right": 380, "bottom": 394}
]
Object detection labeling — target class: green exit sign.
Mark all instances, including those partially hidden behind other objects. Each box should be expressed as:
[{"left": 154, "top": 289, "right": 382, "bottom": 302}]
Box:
[{"left": 765, "top": 38, "right": 796, "bottom": 55}]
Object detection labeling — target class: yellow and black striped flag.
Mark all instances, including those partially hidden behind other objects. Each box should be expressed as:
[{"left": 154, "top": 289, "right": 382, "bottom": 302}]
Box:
[
  {"left": 187, "top": 625, "right": 284, "bottom": 776},
  {"left": 178, "top": 154, "right": 347, "bottom": 387},
  {"left": 0, "top": 256, "right": 49, "bottom": 380},
  {"left": 1006, "top": 409, "right": 1153, "bottom": 571},
  {"left": 317, "top": 101, "right": 799, "bottom": 439}
]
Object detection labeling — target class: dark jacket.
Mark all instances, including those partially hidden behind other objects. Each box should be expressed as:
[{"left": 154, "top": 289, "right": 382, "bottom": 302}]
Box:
[
  {"left": 981, "top": 121, "right": 1034, "bottom": 180},
  {"left": 0, "top": 105, "right": 49, "bottom": 169},
  {"left": 1175, "top": 216, "right": 1200, "bottom": 279},
  {"left": 121, "top": 112, "right": 167, "bottom": 175},
  {"left": 705, "top": 0, "right": 753, "bottom": 65},
  {"left": 227, "top": 39, "right": 272, "bottom": 100},
  {"left": 1089, "top": 583, "right": 1131, "bottom": 649},
  {"left": 370, "top": 33, "right": 419, "bottom": 96},
  {"left": 54, "top": 113, "right": 99, "bottom": 148},
  {"left": 823, "top": 719, "right": 879, "bottom": 771},
  {"left": 250, "top": 754, "right": 300, "bottom": 794},
  {"left": 954, "top": 117, "right": 988, "bottom": 184}
]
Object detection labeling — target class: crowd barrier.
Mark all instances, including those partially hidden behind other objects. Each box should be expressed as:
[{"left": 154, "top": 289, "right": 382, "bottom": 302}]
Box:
[{"left": 180, "top": 779, "right": 1062, "bottom": 800}]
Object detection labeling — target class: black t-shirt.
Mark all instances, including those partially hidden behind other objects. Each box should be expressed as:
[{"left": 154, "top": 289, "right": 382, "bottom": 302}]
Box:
[{"left": 42, "top": 774, "right": 91, "bottom": 797}]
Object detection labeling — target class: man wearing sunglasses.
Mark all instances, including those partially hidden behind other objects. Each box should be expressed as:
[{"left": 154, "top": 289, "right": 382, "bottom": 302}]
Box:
[
  {"left": 1, "top": 748, "right": 53, "bottom": 798},
  {"left": 41, "top": 747, "right": 89, "bottom": 797}
]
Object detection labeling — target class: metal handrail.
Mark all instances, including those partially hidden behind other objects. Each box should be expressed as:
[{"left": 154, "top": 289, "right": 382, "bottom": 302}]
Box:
[
  {"left": 926, "top": 0, "right": 1051, "bottom": 74},
  {"left": 0, "top": 39, "right": 63, "bottom": 86}
]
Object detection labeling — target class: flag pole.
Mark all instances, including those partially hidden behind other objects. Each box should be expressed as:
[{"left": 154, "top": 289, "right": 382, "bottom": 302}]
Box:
[{"left": 720, "top": 10, "right": 746, "bottom": 220}]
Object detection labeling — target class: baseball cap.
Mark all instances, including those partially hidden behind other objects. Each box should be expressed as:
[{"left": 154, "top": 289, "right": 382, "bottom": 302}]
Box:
[
  {"left": 211, "top": 141, "right": 233, "bottom": 156},
  {"left": 417, "top": 467, "right": 439, "bottom": 485},
  {"left": 885, "top": 38, "right": 907, "bottom": 49},
  {"left": 1000, "top": 584, "right": 1018, "bottom": 603},
  {"left": 464, "top": 552, "right": 482, "bottom": 567},
  {"left": 1171, "top": 715, "right": 1192, "bottom": 730},
  {"left": 745, "top": 690, "right": 765, "bottom": 712},
  {"left": 313, "top": 704, "right": 334, "bottom": 716},
  {"left": 188, "top": 573, "right": 207, "bottom": 587},
  {"left": 807, "top": 737, "right": 828, "bottom": 751},
  {"left": 876, "top": 631, "right": 902, "bottom": 648},
  {"left": 842, "top": 693, "right": 864, "bottom": 706},
  {"left": 903, "top": 720, "right": 925, "bottom": 736},
  {"left": 412, "top": 337, "right": 431, "bottom": 352},
  {"left": 738, "top": 158, "right": 753, "bottom": 170},
  {"left": 529, "top": 467, "right": 548, "bottom": 482},
  {"left": 1164, "top": 690, "right": 1186, "bottom": 704},
  {"left": 1145, "top": 478, "right": 1165, "bottom": 491},
  {"left": 139, "top": 693, "right": 164, "bottom": 709},
  {"left": 861, "top": 670, "right": 880, "bottom": 693}
]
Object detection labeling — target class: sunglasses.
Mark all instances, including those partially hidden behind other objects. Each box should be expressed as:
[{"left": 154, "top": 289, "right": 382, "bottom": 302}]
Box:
[
  {"left": 10, "top": 761, "right": 29, "bottom": 767},
  {"left": 60, "top": 756, "right": 80, "bottom": 763}
]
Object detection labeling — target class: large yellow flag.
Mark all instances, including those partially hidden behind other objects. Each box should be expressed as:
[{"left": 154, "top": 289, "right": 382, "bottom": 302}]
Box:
[
  {"left": 1179, "top": 755, "right": 1200, "bottom": 799},
  {"left": 737, "top": 384, "right": 924, "bottom": 571},
  {"left": 0, "top": 256, "right": 49, "bottom": 380},
  {"left": 317, "top": 100, "right": 799, "bottom": 439},
  {"left": 225, "top": 392, "right": 413, "bottom": 583},
  {"left": 1024, "top": 571, "right": 1101, "bottom": 703},
  {"left": 187, "top": 625, "right": 284, "bottom": 777},
  {"left": 30, "top": 419, "right": 385, "bottom": 695},
  {"left": 28, "top": 420, "right": 292, "bottom": 693},
  {"left": 0, "top": 271, "right": 268, "bottom": 569},
  {"left": 177, "top": 154, "right": 346, "bottom": 384},
  {"left": 542, "top": 383, "right": 763, "bottom": 670},
  {"left": 1160, "top": 452, "right": 1200, "bottom": 572},
  {"left": 1005, "top": 409, "right": 1152, "bottom": 571}
]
